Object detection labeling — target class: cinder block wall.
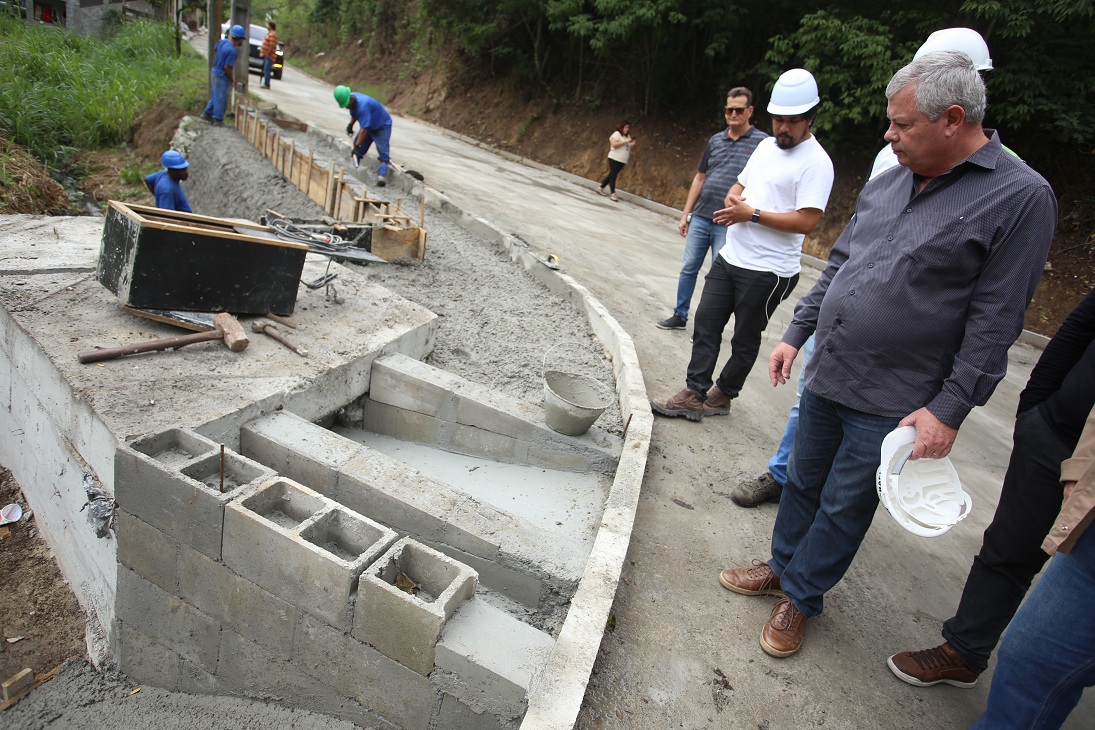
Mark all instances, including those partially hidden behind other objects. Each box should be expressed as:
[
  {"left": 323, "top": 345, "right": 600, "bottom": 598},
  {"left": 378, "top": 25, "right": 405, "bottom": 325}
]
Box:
[{"left": 113, "top": 427, "right": 556, "bottom": 730}]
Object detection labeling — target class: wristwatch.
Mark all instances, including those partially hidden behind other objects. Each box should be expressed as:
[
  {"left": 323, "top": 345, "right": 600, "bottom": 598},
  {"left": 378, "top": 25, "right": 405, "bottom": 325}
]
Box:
[
  {"left": 751, "top": 208, "right": 761, "bottom": 223},
  {"left": 686, "top": 213, "right": 693, "bottom": 223}
]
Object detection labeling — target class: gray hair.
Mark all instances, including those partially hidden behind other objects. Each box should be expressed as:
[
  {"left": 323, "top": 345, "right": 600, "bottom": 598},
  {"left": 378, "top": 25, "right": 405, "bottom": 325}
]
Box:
[{"left": 886, "top": 50, "right": 986, "bottom": 125}]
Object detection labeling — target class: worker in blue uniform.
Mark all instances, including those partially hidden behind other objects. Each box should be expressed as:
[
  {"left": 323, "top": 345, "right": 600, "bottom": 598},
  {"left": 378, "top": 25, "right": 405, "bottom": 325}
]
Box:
[
  {"left": 334, "top": 85, "right": 393, "bottom": 187},
  {"left": 202, "top": 24, "right": 246, "bottom": 125},
  {"left": 144, "top": 150, "right": 193, "bottom": 213}
]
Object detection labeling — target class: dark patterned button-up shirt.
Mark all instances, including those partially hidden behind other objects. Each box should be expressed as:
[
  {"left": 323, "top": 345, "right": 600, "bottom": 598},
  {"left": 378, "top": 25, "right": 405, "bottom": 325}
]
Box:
[{"left": 784, "top": 130, "right": 1057, "bottom": 427}]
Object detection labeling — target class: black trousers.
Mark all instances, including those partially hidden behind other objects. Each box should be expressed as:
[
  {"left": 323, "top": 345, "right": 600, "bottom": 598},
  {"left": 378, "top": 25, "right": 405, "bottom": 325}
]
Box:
[
  {"left": 600, "top": 159, "right": 626, "bottom": 193},
  {"left": 942, "top": 406, "right": 1069, "bottom": 672},
  {"left": 685, "top": 257, "right": 797, "bottom": 400}
]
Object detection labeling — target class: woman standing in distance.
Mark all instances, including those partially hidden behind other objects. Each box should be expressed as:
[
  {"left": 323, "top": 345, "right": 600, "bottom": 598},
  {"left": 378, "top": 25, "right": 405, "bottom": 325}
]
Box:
[{"left": 598, "top": 121, "right": 636, "bottom": 202}]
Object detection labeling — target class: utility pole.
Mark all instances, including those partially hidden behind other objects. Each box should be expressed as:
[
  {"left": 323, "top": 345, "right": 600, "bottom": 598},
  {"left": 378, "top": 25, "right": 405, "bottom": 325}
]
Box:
[
  {"left": 206, "top": 0, "right": 221, "bottom": 98},
  {"left": 229, "top": 0, "right": 251, "bottom": 99}
]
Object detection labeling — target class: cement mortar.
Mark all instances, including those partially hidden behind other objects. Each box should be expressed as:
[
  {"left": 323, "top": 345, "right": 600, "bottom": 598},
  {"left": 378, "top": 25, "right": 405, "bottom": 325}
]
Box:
[{"left": 186, "top": 124, "right": 622, "bottom": 432}]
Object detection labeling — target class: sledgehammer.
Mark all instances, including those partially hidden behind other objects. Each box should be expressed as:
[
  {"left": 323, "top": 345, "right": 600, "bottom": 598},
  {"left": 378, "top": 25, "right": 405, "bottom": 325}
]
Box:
[{"left": 78, "top": 312, "right": 249, "bottom": 364}]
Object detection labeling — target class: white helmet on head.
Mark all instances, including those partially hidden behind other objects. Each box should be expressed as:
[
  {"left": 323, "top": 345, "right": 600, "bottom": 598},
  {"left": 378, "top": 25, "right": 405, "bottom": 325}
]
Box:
[
  {"left": 767, "top": 68, "right": 820, "bottom": 115},
  {"left": 914, "top": 27, "right": 993, "bottom": 71}
]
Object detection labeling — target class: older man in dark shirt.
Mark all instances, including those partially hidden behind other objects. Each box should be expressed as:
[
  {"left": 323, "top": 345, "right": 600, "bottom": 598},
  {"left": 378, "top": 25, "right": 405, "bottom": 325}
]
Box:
[{"left": 717, "top": 51, "right": 1058, "bottom": 659}]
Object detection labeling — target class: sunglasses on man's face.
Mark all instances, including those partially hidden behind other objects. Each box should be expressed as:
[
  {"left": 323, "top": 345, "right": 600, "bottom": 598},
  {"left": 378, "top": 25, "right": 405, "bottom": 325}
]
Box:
[{"left": 724, "top": 106, "right": 750, "bottom": 115}]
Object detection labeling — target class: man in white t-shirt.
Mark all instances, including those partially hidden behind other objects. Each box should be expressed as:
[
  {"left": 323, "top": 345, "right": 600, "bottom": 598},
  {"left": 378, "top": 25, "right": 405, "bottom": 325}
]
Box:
[{"left": 652, "top": 69, "right": 834, "bottom": 420}]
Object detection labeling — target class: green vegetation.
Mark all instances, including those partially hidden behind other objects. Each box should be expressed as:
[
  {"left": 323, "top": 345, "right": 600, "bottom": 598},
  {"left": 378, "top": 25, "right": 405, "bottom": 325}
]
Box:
[
  {"left": 271, "top": 0, "right": 1094, "bottom": 177},
  {"left": 0, "top": 16, "right": 206, "bottom": 166}
]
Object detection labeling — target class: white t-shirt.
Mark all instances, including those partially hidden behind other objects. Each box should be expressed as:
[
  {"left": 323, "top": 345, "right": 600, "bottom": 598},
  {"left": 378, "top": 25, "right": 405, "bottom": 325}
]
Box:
[
  {"left": 607, "top": 131, "right": 633, "bottom": 164},
  {"left": 720, "top": 135, "right": 834, "bottom": 277},
  {"left": 868, "top": 145, "right": 899, "bottom": 181}
]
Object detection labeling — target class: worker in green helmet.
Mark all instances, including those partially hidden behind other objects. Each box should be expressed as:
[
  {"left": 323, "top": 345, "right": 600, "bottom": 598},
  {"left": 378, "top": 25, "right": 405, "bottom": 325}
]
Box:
[{"left": 334, "top": 85, "right": 393, "bottom": 187}]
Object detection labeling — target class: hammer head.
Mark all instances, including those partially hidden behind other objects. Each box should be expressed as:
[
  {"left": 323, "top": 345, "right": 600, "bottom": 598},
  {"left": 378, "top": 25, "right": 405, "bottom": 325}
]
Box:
[{"left": 213, "top": 312, "right": 249, "bottom": 352}]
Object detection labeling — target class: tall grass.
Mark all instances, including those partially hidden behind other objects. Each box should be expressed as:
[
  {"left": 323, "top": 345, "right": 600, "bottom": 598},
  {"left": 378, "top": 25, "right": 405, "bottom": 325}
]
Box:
[{"left": 0, "top": 16, "right": 205, "bottom": 165}]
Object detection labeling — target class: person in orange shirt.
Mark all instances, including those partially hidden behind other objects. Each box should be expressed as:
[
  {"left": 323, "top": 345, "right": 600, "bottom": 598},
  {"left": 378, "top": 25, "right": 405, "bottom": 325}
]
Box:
[{"left": 260, "top": 21, "right": 278, "bottom": 89}]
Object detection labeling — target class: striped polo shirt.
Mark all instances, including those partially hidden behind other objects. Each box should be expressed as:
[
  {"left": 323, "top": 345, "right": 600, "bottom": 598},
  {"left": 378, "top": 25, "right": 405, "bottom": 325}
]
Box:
[{"left": 693, "top": 126, "right": 768, "bottom": 220}]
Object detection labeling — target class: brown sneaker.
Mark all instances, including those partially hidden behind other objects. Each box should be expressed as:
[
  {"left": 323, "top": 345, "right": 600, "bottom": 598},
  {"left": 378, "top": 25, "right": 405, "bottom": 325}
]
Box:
[
  {"left": 703, "top": 385, "right": 732, "bottom": 416},
  {"left": 761, "top": 597, "right": 807, "bottom": 657},
  {"left": 887, "top": 642, "right": 980, "bottom": 688},
  {"left": 718, "top": 560, "right": 784, "bottom": 596},
  {"left": 651, "top": 388, "right": 705, "bottom": 421},
  {"left": 731, "top": 472, "right": 784, "bottom": 507}
]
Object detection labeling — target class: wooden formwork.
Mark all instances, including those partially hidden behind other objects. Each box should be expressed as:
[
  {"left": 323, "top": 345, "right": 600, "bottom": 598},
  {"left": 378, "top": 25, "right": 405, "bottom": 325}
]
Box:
[{"left": 232, "top": 100, "right": 426, "bottom": 261}]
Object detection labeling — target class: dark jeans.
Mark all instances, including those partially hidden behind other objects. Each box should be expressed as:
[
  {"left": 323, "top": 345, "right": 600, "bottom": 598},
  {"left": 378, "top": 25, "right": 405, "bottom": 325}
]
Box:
[
  {"left": 769, "top": 388, "right": 901, "bottom": 617},
  {"left": 685, "top": 257, "right": 797, "bottom": 400},
  {"left": 942, "top": 406, "right": 1068, "bottom": 673},
  {"left": 600, "top": 159, "right": 626, "bottom": 193}
]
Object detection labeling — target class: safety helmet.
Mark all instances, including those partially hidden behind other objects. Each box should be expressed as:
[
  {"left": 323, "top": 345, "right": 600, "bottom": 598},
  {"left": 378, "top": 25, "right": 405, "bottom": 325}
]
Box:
[
  {"left": 230, "top": 24, "right": 246, "bottom": 39},
  {"left": 161, "top": 150, "right": 189, "bottom": 169},
  {"left": 334, "top": 85, "right": 351, "bottom": 109},
  {"left": 914, "top": 27, "right": 993, "bottom": 71},
  {"left": 875, "top": 426, "right": 973, "bottom": 538},
  {"left": 767, "top": 68, "right": 820, "bottom": 116}
]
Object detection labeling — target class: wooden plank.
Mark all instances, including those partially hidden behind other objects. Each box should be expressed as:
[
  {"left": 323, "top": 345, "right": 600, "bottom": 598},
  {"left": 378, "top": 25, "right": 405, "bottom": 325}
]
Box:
[
  {"left": 0, "top": 663, "right": 63, "bottom": 711},
  {"left": 372, "top": 224, "right": 426, "bottom": 262},
  {"left": 268, "top": 117, "right": 308, "bottom": 132}
]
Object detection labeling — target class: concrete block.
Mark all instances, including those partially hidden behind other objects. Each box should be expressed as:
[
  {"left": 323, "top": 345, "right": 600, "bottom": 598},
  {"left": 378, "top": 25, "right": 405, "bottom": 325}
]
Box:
[
  {"left": 426, "top": 542, "right": 543, "bottom": 610},
  {"left": 435, "top": 597, "right": 554, "bottom": 718},
  {"left": 353, "top": 538, "right": 477, "bottom": 676},
  {"left": 435, "top": 693, "right": 516, "bottom": 730},
  {"left": 241, "top": 411, "right": 362, "bottom": 498},
  {"left": 338, "top": 452, "right": 452, "bottom": 542},
  {"left": 360, "top": 400, "right": 445, "bottom": 447},
  {"left": 116, "top": 621, "right": 182, "bottom": 690},
  {"left": 178, "top": 545, "right": 298, "bottom": 657},
  {"left": 179, "top": 658, "right": 221, "bottom": 695},
  {"left": 115, "top": 430, "right": 274, "bottom": 559},
  {"left": 115, "top": 567, "right": 220, "bottom": 671},
  {"left": 217, "top": 628, "right": 392, "bottom": 729},
  {"left": 115, "top": 509, "right": 178, "bottom": 593},
  {"left": 223, "top": 477, "right": 397, "bottom": 629},
  {"left": 295, "top": 613, "right": 437, "bottom": 730}
]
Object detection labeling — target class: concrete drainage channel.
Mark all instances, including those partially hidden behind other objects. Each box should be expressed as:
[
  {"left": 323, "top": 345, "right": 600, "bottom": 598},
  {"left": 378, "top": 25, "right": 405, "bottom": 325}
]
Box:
[{"left": 0, "top": 103, "right": 652, "bottom": 729}]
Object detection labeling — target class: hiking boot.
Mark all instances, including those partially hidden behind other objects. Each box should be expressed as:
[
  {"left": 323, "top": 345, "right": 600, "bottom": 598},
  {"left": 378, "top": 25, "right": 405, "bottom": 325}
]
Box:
[
  {"left": 657, "top": 314, "right": 687, "bottom": 330},
  {"left": 887, "top": 642, "right": 980, "bottom": 688},
  {"left": 201, "top": 112, "right": 214, "bottom": 123},
  {"left": 703, "top": 385, "right": 732, "bottom": 416},
  {"left": 761, "top": 597, "right": 807, "bottom": 657},
  {"left": 650, "top": 388, "right": 705, "bottom": 421},
  {"left": 597, "top": 186, "right": 608, "bottom": 196},
  {"left": 718, "top": 560, "right": 784, "bottom": 596},
  {"left": 610, "top": 193, "right": 619, "bottom": 202},
  {"left": 377, "top": 173, "right": 387, "bottom": 187},
  {"left": 731, "top": 472, "right": 784, "bottom": 507}
]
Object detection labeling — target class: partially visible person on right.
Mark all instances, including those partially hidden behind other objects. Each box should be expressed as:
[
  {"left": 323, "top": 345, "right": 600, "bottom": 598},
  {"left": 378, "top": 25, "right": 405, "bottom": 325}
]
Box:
[
  {"left": 968, "top": 403, "right": 1095, "bottom": 730},
  {"left": 597, "top": 120, "right": 636, "bottom": 202},
  {"left": 144, "top": 150, "right": 192, "bottom": 213}
]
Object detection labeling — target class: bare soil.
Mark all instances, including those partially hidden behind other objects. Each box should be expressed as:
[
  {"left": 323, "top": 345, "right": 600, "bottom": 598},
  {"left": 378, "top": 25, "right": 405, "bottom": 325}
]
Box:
[{"left": 0, "top": 468, "right": 87, "bottom": 684}]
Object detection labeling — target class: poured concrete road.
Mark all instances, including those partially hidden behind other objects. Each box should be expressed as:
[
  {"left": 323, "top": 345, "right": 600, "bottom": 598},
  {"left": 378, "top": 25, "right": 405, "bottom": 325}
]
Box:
[{"left": 227, "top": 44, "right": 1092, "bottom": 729}]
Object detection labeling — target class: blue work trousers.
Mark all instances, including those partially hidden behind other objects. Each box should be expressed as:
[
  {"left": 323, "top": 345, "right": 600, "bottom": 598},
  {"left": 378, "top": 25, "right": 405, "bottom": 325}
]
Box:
[
  {"left": 204, "top": 71, "right": 231, "bottom": 122},
  {"left": 353, "top": 124, "right": 392, "bottom": 170},
  {"left": 767, "top": 334, "right": 816, "bottom": 486},
  {"left": 262, "top": 56, "right": 274, "bottom": 86}
]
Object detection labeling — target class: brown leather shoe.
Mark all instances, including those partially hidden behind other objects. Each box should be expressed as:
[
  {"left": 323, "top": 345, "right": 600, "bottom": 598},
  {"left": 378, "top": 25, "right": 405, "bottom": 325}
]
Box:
[
  {"left": 887, "top": 641, "right": 980, "bottom": 688},
  {"left": 703, "top": 385, "right": 732, "bottom": 416},
  {"left": 718, "top": 560, "right": 784, "bottom": 596},
  {"left": 760, "top": 597, "right": 807, "bottom": 657},
  {"left": 650, "top": 388, "right": 705, "bottom": 421},
  {"left": 731, "top": 472, "right": 784, "bottom": 507}
]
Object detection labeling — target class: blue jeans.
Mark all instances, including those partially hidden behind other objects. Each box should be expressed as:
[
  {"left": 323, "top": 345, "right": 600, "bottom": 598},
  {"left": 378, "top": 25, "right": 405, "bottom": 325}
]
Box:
[
  {"left": 970, "top": 527, "right": 1095, "bottom": 729},
  {"left": 203, "top": 71, "right": 231, "bottom": 122},
  {"left": 769, "top": 388, "right": 900, "bottom": 617},
  {"left": 262, "top": 56, "right": 273, "bottom": 86},
  {"left": 673, "top": 215, "right": 727, "bottom": 321},
  {"left": 768, "top": 334, "right": 816, "bottom": 486},
  {"left": 353, "top": 124, "right": 393, "bottom": 175}
]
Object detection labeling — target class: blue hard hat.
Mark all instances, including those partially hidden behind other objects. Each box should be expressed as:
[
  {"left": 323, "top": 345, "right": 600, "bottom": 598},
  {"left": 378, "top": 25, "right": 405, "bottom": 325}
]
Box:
[
  {"left": 230, "top": 24, "right": 246, "bottom": 39},
  {"left": 161, "top": 150, "right": 189, "bottom": 169}
]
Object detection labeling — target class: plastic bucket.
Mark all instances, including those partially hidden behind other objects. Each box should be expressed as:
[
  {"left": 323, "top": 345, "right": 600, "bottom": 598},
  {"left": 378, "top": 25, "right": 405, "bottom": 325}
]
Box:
[{"left": 542, "top": 343, "right": 614, "bottom": 436}]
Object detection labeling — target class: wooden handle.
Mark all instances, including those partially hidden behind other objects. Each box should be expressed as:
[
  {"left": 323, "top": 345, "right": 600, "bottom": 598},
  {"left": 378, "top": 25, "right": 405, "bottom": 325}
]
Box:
[{"left": 78, "top": 330, "right": 223, "bottom": 364}]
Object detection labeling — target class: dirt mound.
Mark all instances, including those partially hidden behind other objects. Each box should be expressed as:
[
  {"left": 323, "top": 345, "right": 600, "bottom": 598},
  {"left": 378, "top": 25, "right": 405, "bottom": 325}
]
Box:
[{"left": 0, "top": 138, "right": 68, "bottom": 215}]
